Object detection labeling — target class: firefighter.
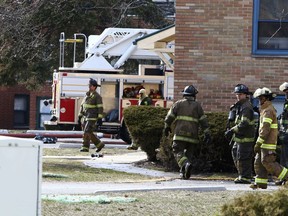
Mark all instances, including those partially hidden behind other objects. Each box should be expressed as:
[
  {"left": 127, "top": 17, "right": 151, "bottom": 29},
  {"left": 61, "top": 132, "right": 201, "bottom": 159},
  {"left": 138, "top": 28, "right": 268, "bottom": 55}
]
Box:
[
  {"left": 78, "top": 78, "right": 105, "bottom": 153},
  {"left": 250, "top": 87, "right": 288, "bottom": 189},
  {"left": 164, "top": 85, "right": 211, "bottom": 179},
  {"left": 138, "top": 88, "right": 152, "bottom": 105},
  {"left": 224, "top": 84, "right": 255, "bottom": 184},
  {"left": 127, "top": 88, "right": 152, "bottom": 150},
  {"left": 278, "top": 82, "right": 288, "bottom": 168}
]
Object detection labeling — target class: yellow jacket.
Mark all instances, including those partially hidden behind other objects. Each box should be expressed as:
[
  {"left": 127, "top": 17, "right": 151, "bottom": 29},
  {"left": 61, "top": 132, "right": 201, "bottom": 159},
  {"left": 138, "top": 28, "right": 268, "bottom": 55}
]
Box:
[{"left": 257, "top": 101, "right": 278, "bottom": 150}]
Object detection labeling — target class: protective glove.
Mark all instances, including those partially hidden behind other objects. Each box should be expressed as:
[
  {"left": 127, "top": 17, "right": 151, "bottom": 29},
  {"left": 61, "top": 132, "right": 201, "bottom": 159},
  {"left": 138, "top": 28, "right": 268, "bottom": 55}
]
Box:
[
  {"left": 254, "top": 142, "right": 261, "bottom": 154},
  {"left": 97, "top": 118, "right": 103, "bottom": 127},
  {"left": 203, "top": 133, "right": 212, "bottom": 145},
  {"left": 224, "top": 129, "right": 234, "bottom": 139},
  {"left": 164, "top": 127, "right": 171, "bottom": 137}
]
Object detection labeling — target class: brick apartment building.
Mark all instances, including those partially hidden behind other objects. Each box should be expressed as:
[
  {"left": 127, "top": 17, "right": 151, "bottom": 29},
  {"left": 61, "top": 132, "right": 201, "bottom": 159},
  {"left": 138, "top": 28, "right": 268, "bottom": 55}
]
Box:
[
  {"left": 0, "top": 83, "right": 52, "bottom": 130},
  {"left": 174, "top": 0, "right": 287, "bottom": 114}
]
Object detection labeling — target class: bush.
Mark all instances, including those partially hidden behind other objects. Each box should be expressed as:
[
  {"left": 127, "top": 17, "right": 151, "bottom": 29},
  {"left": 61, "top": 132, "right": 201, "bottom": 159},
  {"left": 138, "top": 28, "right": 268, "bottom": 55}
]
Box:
[
  {"left": 123, "top": 106, "right": 168, "bottom": 161},
  {"left": 219, "top": 189, "right": 288, "bottom": 216}
]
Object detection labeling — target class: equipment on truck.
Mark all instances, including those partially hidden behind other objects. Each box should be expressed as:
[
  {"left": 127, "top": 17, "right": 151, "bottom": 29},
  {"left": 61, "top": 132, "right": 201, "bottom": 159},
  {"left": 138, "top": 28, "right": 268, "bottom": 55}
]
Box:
[{"left": 44, "top": 27, "right": 174, "bottom": 136}]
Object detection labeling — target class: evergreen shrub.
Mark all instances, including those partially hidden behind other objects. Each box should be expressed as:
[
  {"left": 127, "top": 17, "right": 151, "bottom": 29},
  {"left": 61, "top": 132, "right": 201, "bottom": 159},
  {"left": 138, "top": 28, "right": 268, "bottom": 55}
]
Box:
[
  {"left": 219, "top": 189, "right": 288, "bottom": 216},
  {"left": 123, "top": 106, "right": 168, "bottom": 161}
]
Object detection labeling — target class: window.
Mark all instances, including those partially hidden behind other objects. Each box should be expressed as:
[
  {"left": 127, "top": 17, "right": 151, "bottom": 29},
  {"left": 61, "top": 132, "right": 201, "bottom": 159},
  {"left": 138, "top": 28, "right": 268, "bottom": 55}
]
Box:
[
  {"left": 252, "top": 0, "right": 288, "bottom": 56},
  {"left": 14, "top": 95, "right": 29, "bottom": 128}
]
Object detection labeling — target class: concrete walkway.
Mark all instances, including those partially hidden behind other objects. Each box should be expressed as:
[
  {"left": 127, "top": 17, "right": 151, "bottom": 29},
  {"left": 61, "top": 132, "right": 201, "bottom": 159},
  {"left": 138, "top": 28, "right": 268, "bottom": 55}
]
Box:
[{"left": 42, "top": 139, "right": 280, "bottom": 194}]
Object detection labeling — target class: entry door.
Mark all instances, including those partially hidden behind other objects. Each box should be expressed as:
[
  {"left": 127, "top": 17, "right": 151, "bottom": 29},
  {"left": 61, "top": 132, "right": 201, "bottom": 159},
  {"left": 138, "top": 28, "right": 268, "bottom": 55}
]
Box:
[{"left": 37, "top": 97, "right": 51, "bottom": 129}]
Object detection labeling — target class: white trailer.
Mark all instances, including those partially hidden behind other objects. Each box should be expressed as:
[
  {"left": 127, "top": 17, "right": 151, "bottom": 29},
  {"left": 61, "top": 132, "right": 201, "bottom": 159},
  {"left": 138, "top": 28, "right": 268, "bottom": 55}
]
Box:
[{"left": 0, "top": 136, "right": 42, "bottom": 216}]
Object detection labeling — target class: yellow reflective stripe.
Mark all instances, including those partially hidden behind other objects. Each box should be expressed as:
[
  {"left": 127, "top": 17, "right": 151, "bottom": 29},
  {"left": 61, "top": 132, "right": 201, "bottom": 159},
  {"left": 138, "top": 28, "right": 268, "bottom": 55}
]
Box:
[
  {"left": 255, "top": 178, "right": 268, "bottom": 184},
  {"left": 281, "top": 120, "right": 288, "bottom": 124},
  {"left": 176, "top": 116, "right": 199, "bottom": 123},
  {"left": 199, "top": 115, "right": 207, "bottom": 121},
  {"left": 241, "top": 116, "right": 255, "bottom": 125},
  {"left": 98, "top": 114, "right": 103, "bottom": 118},
  {"left": 173, "top": 135, "right": 199, "bottom": 144},
  {"left": 257, "top": 137, "right": 264, "bottom": 144},
  {"left": 178, "top": 156, "right": 188, "bottom": 167},
  {"left": 83, "top": 104, "right": 97, "bottom": 108},
  {"left": 96, "top": 104, "right": 103, "bottom": 108},
  {"left": 261, "top": 144, "right": 277, "bottom": 150},
  {"left": 233, "top": 137, "right": 255, "bottom": 143},
  {"left": 278, "top": 168, "right": 288, "bottom": 180},
  {"left": 270, "top": 124, "right": 278, "bottom": 129},
  {"left": 203, "top": 128, "right": 210, "bottom": 133},
  {"left": 85, "top": 117, "right": 97, "bottom": 121},
  {"left": 263, "top": 117, "right": 272, "bottom": 124}
]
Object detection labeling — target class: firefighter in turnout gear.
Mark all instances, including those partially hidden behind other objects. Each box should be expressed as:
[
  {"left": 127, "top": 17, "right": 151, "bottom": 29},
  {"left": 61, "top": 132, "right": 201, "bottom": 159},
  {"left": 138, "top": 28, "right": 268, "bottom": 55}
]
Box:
[
  {"left": 78, "top": 78, "right": 105, "bottom": 153},
  {"left": 278, "top": 82, "right": 288, "bottom": 168},
  {"left": 127, "top": 88, "right": 152, "bottom": 150},
  {"left": 164, "top": 85, "right": 211, "bottom": 179},
  {"left": 250, "top": 87, "right": 288, "bottom": 189},
  {"left": 224, "top": 84, "right": 255, "bottom": 184},
  {"left": 138, "top": 88, "right": 152, "bottom": 105}
]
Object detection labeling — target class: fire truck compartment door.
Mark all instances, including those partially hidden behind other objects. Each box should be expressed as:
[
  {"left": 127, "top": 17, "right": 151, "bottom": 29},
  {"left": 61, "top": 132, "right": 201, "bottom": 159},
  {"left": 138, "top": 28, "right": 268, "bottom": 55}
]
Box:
[{"left": 59, "top": 98, "right": 76, "bottom": 123}]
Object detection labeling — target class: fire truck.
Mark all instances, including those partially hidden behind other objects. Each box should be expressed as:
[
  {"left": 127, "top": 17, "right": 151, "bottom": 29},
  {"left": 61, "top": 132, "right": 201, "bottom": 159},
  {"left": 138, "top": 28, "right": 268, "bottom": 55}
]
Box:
[{"left": 44, "top": 27, "right": 174, "bottom": 135}]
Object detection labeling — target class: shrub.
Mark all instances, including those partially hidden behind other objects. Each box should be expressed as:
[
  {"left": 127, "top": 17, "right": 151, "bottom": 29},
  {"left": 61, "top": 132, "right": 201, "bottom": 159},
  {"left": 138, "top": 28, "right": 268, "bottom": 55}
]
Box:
[
  {"left": 219, "top": 189, "right": 288, "bottom": 216},
  {"left": 123, "top": 106, "right": 168, "bottom": 161}
]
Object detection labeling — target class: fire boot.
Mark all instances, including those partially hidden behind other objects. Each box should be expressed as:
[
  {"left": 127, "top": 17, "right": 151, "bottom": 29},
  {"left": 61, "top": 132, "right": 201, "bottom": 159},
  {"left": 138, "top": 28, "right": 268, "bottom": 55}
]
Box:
[
  {"left": 179, "top": 165, "right": 185, "bottom": 179},
  {"left": 183, "top": 162, "right": 192, "bottom": 180},
  {"left": 249, "top": 183, "right": 267, "bottom": 189},
  {"left": 234, "top": 177, "right": 251, "bottom": 184},
  {"left": 95, "top": 142, "right": 105, "bottom": 153}
]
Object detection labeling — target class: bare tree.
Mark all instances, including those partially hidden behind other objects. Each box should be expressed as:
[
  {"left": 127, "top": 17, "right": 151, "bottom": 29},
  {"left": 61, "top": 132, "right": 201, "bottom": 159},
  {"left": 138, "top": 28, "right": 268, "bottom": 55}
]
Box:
[{"left": 0, "top": 0, "right": 169, "bottom": 89}]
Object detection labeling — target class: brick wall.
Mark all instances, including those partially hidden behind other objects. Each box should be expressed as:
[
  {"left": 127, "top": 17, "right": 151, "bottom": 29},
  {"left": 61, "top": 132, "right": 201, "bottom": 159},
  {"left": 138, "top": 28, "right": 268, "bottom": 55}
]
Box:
[
  {"left": 0, "top": 83, "right": 51, "bottom": 130},
  {"left": 175, "top": 0, "right": 287, "bottom": 112}
]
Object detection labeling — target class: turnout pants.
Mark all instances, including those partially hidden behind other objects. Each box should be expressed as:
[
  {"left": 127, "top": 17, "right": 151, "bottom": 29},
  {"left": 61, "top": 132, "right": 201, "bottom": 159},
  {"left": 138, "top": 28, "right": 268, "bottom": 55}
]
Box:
[
  {"left": 82, "top": 120, "right": 102, "bottom": 148},
  {"left": 254, "top": 149, "right": 288, "bottom": 187},
  {"left": 231, "top": 142, "right": 254, "bottom": 179},
  {"left": 172, "top": 140, "right": 199, "bottom": 170}
]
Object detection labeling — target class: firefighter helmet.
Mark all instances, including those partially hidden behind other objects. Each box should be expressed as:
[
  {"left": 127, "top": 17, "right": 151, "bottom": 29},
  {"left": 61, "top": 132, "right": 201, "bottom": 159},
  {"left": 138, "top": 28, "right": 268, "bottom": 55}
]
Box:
[
  {"left": 89, "top": 78, "right": 101, "bottom": 87},
  {"left": 182, "top": 85, "right": 198, "bottom": 96},
  {"left": 279, "top": 82, "right": 288, "bottom": 92},
  {"left": 253, "top": 87, "right": 276, "bottom": 99},
  {"left": 234, "top": 84, "right": 252, "bottom": 95}
]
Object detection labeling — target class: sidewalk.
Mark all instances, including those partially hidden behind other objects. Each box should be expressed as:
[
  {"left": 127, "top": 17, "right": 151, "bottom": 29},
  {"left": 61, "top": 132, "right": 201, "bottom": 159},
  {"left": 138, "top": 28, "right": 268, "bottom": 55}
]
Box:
[{"left": 42, "top": 143, "right": 280, "bottom": 194}]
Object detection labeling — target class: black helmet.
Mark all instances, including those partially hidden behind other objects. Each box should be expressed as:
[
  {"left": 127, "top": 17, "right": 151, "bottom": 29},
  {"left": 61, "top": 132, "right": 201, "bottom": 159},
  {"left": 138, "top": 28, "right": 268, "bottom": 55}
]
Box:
[
  {"left": 89, "top": 78, "right": 101, "bottom": 87},
  {"left": 234, "top": 84, "right": 251, "bottom": 95},
  {"left": 182, "top": 85, "right": 198, "bottom": 96}
]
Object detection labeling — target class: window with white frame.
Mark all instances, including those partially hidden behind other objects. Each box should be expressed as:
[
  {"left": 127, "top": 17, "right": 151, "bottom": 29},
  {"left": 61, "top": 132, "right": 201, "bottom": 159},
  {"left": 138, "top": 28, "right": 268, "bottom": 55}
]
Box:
[{"left": 252, "top": 0, "right": 288, "bottom": 56}]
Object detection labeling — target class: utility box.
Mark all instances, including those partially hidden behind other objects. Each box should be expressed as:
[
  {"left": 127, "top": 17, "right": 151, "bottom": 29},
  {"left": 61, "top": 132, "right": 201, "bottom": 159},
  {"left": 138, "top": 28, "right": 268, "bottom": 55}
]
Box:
[{"left": 0, "top": 136, "right": 42, "bottom": 216}]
